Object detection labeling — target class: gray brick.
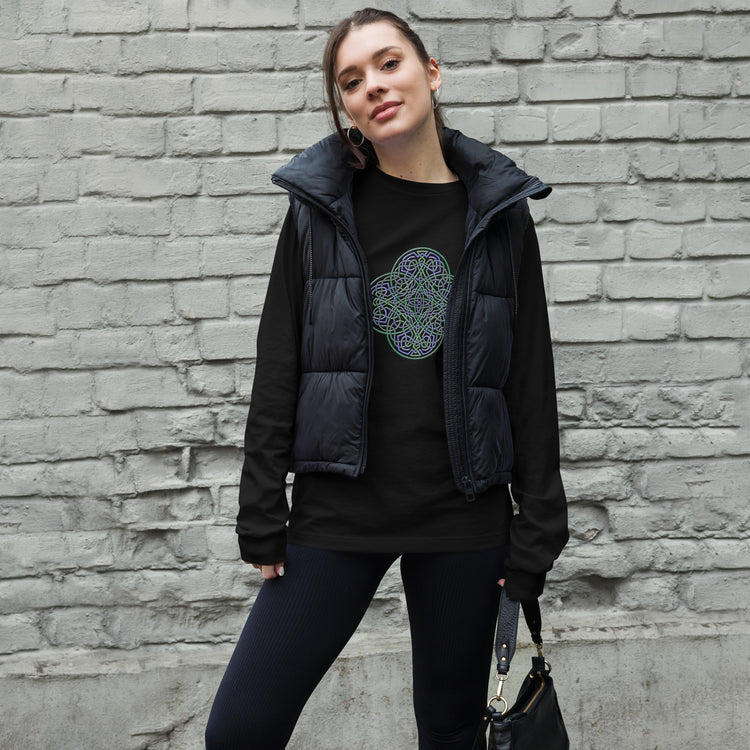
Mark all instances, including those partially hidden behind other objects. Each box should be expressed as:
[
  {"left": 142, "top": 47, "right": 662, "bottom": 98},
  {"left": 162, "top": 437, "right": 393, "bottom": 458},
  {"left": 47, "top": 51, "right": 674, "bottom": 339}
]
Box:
[
  {"left": 0, "top": 372, "right": 43, "bottom": 419},
  {"left": 706, "top": 184, "right": 750, "bottom": 221},
  {"left": 603, "top": 342, "right": 743, "bottom": 383},
  {"left": 41, "top": 373, "right": 95, "bottom": 417},
  {"left": 714, "top": 145, "right": 750, "bottom": 179},
  {"left": 197, "top": 320, "right": 259, "bottom": 360},
  {"left": 515, "top": 0, "right": 566, "bottom": 18},
  {"left": 679, "top": 146, "right": 717, "bottom": 181},
  {"left": 525, "top": 147, "right": 629, "bottom": 184},
  {"left": 549, "top": 105, "right": 601, "bottom": 142},
  {"left": 680, "top": 101, "right": 750, "bottom": 140},
  {"left": 604, "top": 263, "right": 705, "bottom": 299},
  {"left": 135, "top": 409, "right": 216, "bottom": 450},
  {"left": 87, "top": 238, "right": 201, "bottom": 281},
  {"left": 599, "top": 186, "right": 706, "bottom": 224},
  {"left": 678, "top": 63, "right": 733, "bottom": 97},
  {"left": 151, "top": 326, "right": 202, "bottom": 363},
  {"left": 192, "top": 0, "right": 297, "bottom": 28},
  {"left": 202, "top": 236, "right": 273, "bottom": 276},
  {"left": 279, "top": 112, "right": 333, "bottom": 151},
  {"left": 101, "top": 117, "right": 165, "bottom": 158},
  {"left": 166, "top": 117, "right": 223, "bottom": 156},
  {"left": 442, "top": 109, "right": 495, "bottom": 144},
  {"left": 0, "top": 288, "right": 55, "bottom": 335},
  {"left": 226, "top": 195, "right": 287, "bottom": 234},
  {"left": 151, "top": 0, "right": 190, "bottom": 30},
  {"left": 684, "top": 224, "right": 748, "bottom": 257},
  {"left": 707, "top": 261, "right": 750, "bottom": 298},
  {"left": 232, "top": 276, "right": 271, "bottom": 317},
  {"left": 301, "top": 0, "right": 408, "bottom": 26},
  {"left": 561, "top": 465, "right": 632, "bottom": 501},
  {"left": 525, "top": 63, "right": 625, "bottom": 101},
  {"left": 544, "top": 188, "right": 598, "bottom": 223},
  {"left": 94, "top": 368, "right": 207, "bottom": 411},
  {"left": 190, "top": 446, "right": 243, "bottom": 483},
  {"left": 121, "top": 450, "right": 190, "bottom": 494},
  {"left": 81, "top": 157, "right": 200, "bottom": 198},
  {"left": 203, "top": 157, "right": 288, "bottom": 196},
  {"left": 492, "top": 24, "right": 545, "bottom": 61},
  {"left": 172, "top": 198, "right": 225, "bottom": 237},
  {"left": 68, "top": 0, "right": 149, "bottom": 33},
  {"left": 214, "top": 404, "right": 248, "bottom": 444},
  {"left": 549, "top": 304, "right": 622, "bottom": 342},
  {"left": 274, "top": 31, "right": 327, "bottom": 69},
  {"left": 443, "top": 68, "right": 519, "bottom": 104},
  {"left": 639, "top": 458, "right": 749, "bottom": 500},
  {"left": 0, "top": 75, "right": 71, "bottom": 115},
  {"left": 615, "top": 576, "right": 680, "bottom": 612},
  {"left": 622, "top": 303, "right": 681, "bottom": 340},
  {"left": 603, "top": 102, "right": 677, "bottom": 140},
  {"left": 17, "top": 0, "right": 66, "bottom": 34},
  {"left": 631, "top": 145, "right": 680, "bottom": 180},
  {"left": 70, "top": 76, "right": 193, "bottom": 115},
  {"left": 196, "top": 73, "right": 304, "bottom": 112},
  {"left": 2, "top": 163, "right": 41, "bottom": 204},
  {"left": 187, "top": 364, "right": 238, "bottom": 397},
  {"left": 216, "top": 31, "right": 275, "bottom": 71},
  {"left": 121, "top": 34, "right": 218, "bottom": 74},
  {"left": 1, "top": 248, "right": 38, "bottom": 288},
  {"left": 735, "top": 62, "right": 750, "bottom": 96},
  {"left": 627, "top": 223, "right": 684, "bottom": 260},
  {"left": 496, "top": 106, "right": 548, "bottom": 143},
  {"left": 174, "top": 280, "right": 229, "bottom": 320},
  {"left": 600, "top": 22, "right": 648, "bottom": 58},
  {"left": 549, "top": 23, "right": 598, "bottom": 60},
  {"left": 566, "top": 0, "right": 617, "bottom": 17},
  {"left": 683, "top": 302, "right": 750, "bottom": 339},
  {"left": 537, "top": 226, "right": 625, "bottom": 261},
  {"left": 705, "top": 18, "right": 750, "bottom": 59},
  {"left": 646, "top": 19, "right": 705, "bottom": 58},
  {"left": 629, "top": 62, "right": 678, "bottom": 97},
  {"left": 0, "top": 532, "right": 114, "bottom": 576},
  {"left": 686, "top": 571, "right": 750, "bottom": 612},
  {"left": 621, "top": 0, "right": 712, "bottom": 11},
  {"left": 548, "top": 264, "right": 602, "bottom": 302},
  {"left": 409, "top": 0, "right": 512, "bottom": 19},
  {"left": 438, "top": 24, "right": 492, "bottom": 64},
  {"left": 224, "top": 114, "right": 278, "bottom": 154},
  {"left": 43, "top": 415, "right": 139, "bottom": 461},
  {"left": 0, "top": 615, "right": 43, "bottom": 654}
]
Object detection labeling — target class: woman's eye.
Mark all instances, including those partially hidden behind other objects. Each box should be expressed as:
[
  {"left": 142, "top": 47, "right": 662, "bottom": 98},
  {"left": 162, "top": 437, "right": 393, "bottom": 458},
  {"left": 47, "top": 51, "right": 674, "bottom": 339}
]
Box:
[
  {"left": 343, "top": 78, "right": 360, "bottom": 91},
  {"left": 383, "top": 58, "right": 399, "bottom": 70}
]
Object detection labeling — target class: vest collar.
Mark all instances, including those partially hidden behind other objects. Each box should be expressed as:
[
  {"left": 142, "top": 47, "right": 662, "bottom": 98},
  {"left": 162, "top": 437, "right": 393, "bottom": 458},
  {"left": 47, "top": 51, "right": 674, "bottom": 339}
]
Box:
[{"left": 271, "top": 128, "right": 551, "bottom": 230}]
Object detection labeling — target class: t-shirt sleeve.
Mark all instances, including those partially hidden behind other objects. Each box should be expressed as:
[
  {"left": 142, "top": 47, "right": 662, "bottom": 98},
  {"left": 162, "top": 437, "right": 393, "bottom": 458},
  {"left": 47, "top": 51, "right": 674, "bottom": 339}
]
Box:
[
  {"left": 501, "top": 213, "right": 569, "bottom": 601},
  {"left": 235, "top": 207, "right": 303, "bottom": 564}
]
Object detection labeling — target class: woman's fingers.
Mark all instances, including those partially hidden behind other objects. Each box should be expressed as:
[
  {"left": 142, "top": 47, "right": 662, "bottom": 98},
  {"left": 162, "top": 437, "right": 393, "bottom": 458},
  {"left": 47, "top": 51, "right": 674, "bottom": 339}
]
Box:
[
  {"left": 497, "top": 577, "right": 506, "bottom": 587},
  {"left": 246, "top": 562, "right": 286, "bottom": 579}
]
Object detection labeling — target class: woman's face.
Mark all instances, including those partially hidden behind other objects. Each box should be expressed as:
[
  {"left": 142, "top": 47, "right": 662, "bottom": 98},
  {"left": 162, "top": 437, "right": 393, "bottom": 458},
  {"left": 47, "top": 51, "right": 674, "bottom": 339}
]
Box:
[{"left": 335, "top": 21, "right": 440, "bottom": 150}]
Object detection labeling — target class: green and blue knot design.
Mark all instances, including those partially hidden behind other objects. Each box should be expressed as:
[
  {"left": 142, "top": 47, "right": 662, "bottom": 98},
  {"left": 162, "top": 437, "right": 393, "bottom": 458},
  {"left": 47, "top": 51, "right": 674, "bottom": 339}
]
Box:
[{"left": 370, "top": 247, "right": 454, "bottom": 360}]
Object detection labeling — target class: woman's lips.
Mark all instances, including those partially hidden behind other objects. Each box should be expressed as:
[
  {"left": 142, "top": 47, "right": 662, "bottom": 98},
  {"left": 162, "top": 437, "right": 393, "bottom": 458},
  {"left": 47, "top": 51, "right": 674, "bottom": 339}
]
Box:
[{"left": 371, "top": 103, "right": 401, "bottom": 122}]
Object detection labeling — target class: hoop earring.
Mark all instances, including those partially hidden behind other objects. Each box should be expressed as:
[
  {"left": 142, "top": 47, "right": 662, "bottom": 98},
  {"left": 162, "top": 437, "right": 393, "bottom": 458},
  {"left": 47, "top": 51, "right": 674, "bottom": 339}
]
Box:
[
  {"left": 346, "top": 126, "right": 365, "bottom": 147},
  {"left": 431, "top": 87, "right": 440, "bottom": 109}
]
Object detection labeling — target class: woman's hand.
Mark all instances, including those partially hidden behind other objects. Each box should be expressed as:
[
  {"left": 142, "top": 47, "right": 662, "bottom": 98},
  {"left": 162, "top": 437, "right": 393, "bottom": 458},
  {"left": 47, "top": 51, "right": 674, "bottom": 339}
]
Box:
[
  {"left": 246, "top": 561, "right": 285, "bottom": 579},
  {"left": 497, "top": 577, "right": 505, "bottom": 587}
]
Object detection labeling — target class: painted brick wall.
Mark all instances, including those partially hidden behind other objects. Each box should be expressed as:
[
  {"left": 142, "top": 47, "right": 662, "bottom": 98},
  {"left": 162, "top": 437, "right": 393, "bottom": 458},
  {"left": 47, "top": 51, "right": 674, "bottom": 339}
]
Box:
[{"left": 1, "top": 0, "right": 749, "bottom": 747}]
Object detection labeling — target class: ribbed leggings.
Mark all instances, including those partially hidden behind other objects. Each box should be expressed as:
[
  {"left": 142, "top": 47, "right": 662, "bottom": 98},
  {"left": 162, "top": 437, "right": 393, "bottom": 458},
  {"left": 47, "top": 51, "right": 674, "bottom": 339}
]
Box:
[{"left": 205, "top": 542, "right": 508, "bottom": 750}]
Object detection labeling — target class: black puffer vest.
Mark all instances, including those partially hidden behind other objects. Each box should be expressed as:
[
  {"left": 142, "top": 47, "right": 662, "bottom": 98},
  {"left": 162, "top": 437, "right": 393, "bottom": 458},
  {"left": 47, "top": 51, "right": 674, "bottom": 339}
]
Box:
[{"left": 271, "top": 128, "right": 551, "bottom": 500}]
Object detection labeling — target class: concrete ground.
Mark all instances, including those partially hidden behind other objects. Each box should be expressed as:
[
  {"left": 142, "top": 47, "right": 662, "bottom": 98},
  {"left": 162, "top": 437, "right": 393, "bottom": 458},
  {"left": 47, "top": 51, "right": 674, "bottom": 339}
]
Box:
[{"left": 1, "top": 610, "right": 749, "bottom": 749}]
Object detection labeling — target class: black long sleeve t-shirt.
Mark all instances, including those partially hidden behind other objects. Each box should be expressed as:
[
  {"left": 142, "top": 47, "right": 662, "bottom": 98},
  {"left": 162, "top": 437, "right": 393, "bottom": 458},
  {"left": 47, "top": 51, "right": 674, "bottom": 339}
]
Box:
[{"left": 236, "top": 166, "right": 568, "bottom": 600}]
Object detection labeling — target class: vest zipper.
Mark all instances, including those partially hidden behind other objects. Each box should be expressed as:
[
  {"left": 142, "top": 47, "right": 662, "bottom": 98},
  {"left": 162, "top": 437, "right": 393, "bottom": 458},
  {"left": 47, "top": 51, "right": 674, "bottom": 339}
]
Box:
[{"left": 445, "top": 181, "right": 546, "bottom": 502}]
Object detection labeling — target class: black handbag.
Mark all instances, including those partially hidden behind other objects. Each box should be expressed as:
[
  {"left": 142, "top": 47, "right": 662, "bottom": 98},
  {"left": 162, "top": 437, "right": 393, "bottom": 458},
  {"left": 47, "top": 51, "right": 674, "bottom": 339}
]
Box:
[{"left": 472, "top": 588, "right": 569, "bottom": 750}]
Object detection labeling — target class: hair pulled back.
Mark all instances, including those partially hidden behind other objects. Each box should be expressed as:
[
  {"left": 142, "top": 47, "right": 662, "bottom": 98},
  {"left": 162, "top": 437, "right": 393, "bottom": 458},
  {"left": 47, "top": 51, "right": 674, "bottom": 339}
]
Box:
[{"left": 322, "top": 7, "right": 447, "bottom": 166}]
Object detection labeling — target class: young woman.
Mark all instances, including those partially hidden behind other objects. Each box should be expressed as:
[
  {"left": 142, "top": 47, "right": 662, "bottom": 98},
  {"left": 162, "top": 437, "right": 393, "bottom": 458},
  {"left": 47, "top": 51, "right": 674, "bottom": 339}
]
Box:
[{"left": 205, "top": 8, "right": 568, "bottom": 749}]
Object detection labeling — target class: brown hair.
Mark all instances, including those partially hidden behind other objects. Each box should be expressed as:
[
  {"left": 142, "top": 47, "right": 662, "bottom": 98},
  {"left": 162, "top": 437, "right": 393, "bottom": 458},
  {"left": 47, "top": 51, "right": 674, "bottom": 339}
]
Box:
[{"left": 322, "top": 7, "right": 447, "bottom": 167}]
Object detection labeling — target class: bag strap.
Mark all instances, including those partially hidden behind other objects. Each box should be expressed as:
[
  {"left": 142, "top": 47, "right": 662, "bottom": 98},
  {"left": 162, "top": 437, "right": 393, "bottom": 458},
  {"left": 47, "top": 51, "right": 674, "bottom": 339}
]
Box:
[{"left": 494, "top": 588, "right": 544, "bottom": 676}]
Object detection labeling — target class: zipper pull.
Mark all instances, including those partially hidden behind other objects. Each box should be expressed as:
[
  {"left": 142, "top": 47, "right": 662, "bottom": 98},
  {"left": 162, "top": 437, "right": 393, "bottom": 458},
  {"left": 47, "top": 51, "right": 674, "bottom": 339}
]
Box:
[{"left": 463, "top": 477, "right": 476, "bottom": 502}]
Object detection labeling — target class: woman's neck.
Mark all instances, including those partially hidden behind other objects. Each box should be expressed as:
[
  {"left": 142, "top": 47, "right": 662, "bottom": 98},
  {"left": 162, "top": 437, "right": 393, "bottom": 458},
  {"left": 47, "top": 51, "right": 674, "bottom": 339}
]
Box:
[{"left": 372, "top": 124, "right": 457, "bottom": 184}]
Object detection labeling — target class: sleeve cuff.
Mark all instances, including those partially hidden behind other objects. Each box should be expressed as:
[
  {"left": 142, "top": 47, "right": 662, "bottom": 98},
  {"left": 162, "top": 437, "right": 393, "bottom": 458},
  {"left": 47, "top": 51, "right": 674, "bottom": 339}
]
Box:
[
  {"left": 236, "top": 528, "right": 287, "bottom": 565},
  {"left": 503, "top": 565, "right": 547, "bottom": 601}
]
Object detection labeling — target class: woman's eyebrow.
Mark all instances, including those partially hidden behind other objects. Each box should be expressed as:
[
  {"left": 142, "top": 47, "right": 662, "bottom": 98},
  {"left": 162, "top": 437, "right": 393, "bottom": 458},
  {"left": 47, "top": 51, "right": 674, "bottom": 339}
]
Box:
[{"left": 337, "top": 46, "right": 403, "bottom": 83}]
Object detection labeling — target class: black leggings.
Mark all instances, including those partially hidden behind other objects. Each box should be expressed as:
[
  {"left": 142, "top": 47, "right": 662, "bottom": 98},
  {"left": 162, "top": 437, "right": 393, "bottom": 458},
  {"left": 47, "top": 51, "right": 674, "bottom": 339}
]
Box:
[{"left": 205, "top": 543, "right": 508, "bottom": 750}]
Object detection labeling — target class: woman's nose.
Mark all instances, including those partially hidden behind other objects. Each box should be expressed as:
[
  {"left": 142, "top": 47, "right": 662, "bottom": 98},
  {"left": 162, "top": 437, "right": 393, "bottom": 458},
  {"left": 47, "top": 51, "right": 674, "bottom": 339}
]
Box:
[{"left": 366, "top": 76, "right": 386, "bottom": 97}]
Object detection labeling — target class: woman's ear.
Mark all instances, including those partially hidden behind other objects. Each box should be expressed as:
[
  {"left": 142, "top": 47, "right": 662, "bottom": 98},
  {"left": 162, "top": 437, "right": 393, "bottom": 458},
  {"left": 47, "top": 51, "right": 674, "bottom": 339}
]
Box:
[{"left": 428, "top": 57, "right": 442, "bottom": 91}]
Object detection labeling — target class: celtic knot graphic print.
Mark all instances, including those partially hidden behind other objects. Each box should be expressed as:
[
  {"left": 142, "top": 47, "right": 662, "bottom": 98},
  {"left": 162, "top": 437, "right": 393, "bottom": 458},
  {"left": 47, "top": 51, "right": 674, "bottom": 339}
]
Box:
[{"left": 370, "top": 248, "right": 454, "bottom": 359}]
